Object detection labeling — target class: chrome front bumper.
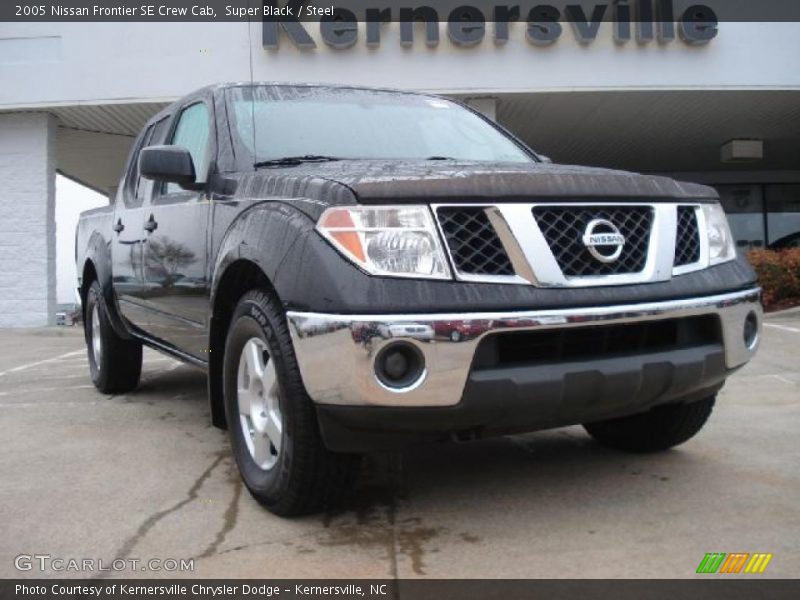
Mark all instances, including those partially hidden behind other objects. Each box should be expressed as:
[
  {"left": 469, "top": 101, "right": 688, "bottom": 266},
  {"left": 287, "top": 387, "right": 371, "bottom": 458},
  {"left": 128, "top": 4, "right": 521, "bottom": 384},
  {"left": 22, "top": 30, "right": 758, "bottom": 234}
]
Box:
[{"left": 286, "top": 288, "right": 762, "bottom": 408}]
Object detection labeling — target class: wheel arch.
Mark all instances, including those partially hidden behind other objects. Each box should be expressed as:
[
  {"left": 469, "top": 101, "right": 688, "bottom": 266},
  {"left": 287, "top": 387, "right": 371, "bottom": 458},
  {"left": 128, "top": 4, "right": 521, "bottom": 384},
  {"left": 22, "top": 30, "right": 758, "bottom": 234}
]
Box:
[
  {"left": 79, "top": 232, "right": 111, "bottom": 298},
  {"left": 80, "top": 259, "right": 98, "bottom": 318},
  {"left": 208, "top": 259, "right": 279, "bottom": 429},
  {"left": 206, "top": 202, "right": 326, "bottom": 429},
  {"left": 79, "top": 233, "right": 133, "bottom": 340}
]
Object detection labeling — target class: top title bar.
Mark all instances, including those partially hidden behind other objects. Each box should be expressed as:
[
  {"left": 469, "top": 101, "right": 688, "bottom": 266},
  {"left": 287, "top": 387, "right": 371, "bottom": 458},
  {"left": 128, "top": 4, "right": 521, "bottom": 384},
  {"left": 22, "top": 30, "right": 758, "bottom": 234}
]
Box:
[{"left": 2, "top": 0, "right": 800, "bottom": 22}]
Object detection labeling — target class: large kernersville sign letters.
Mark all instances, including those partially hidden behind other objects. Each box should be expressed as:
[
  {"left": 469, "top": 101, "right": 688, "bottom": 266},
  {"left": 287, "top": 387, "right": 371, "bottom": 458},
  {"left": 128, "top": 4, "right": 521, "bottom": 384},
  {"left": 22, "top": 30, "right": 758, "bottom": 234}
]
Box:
[{"left": 262, "top": 1, "right": 719, "bottom": 49}]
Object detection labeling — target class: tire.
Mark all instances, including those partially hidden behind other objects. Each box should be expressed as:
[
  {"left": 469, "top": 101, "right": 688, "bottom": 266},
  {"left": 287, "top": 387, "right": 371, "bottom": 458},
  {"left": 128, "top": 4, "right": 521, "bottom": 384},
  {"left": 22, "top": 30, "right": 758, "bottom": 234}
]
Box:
[
  {"left": 223, "top": 290, "right": 360, "bottom": 516},
  {"left": 84, "top": 281, "right": 142, "bottom": 394},
  {"left": 583, "top": 396, "right": 716, "bottom": 453},
  {"left": 450, "top": 330, "right": 462, "bottom": 342}
]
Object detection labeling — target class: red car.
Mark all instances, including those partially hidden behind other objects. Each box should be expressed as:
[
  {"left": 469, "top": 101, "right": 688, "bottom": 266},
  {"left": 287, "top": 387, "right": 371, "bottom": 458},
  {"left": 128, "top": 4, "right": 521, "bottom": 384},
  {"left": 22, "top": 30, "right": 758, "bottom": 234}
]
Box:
[{"left": 434, "top": 320, "right": 490, "bottom": 342}]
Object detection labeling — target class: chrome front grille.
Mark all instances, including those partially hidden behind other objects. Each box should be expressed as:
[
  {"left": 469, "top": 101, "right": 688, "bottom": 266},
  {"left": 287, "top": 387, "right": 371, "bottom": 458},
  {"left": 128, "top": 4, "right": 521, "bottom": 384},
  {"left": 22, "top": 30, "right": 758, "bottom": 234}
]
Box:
[
  {"left": 436, "top": 207, "right": 514, "bottom": 276},
  {"left": 532, "top": 206, "right": 653, "bottom": 276},
  {"left": 433, "top": 202, "right": 709, "bottom": 288}
]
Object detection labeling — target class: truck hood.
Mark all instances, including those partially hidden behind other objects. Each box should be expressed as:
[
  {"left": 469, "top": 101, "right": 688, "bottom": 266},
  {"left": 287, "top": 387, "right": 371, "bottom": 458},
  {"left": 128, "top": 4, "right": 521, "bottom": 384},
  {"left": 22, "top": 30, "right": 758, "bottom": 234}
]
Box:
[{"left": 239, "top": 159, "right": 717, "bottom": 206}]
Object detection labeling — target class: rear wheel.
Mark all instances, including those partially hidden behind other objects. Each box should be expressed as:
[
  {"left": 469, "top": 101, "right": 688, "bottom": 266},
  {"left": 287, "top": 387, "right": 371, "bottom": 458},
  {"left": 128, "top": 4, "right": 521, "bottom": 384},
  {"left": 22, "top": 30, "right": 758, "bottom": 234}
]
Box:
[
  {"left": 223, "top": 290, "right": 360, "bottom": 516},
  {"left": 84, "top": 281, "right": 142, "bottom": 394},
  {"left": 583, "top": 396, "right": 716, "bottom": 453}
]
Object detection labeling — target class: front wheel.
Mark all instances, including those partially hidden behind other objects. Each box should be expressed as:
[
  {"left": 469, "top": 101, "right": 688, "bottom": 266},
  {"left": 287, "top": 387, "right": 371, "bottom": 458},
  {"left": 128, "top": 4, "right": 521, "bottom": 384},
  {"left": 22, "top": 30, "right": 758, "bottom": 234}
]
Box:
[
  {"left": 223, "top": 290, "right": 360, "bottom": 516},
  {"left": 583, "top": 396, "right": 716, "bottom": 453}
]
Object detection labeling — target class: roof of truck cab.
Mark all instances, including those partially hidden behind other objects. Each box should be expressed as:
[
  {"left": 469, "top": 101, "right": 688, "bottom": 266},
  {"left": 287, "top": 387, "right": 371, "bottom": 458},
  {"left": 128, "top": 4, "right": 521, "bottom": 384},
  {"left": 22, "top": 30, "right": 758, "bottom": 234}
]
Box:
[
  {"left": 144, "top": 82, "right": 445, "bottom": 126},
  {"left": 196, "top": 81, "right": 439, "bottom": 97}
]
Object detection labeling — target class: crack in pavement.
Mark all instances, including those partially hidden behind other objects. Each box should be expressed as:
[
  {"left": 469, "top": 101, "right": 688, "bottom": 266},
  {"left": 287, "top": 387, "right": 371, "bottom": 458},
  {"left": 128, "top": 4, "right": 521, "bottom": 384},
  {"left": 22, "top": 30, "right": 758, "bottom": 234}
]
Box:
[
  {"left": 109, "top": 451, "right": 227, "bottom": 568},
  {"left": 196, "top": 466, "right": 243, "bottom": 559}
]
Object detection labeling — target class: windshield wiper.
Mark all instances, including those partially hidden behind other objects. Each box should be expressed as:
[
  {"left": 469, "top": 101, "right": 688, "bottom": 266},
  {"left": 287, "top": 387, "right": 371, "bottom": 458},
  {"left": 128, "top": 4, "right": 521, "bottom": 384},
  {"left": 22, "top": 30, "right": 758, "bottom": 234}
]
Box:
[
  {"left": 254, "top": 155, "right": 342, "bottom": 168},
  {"left": 425, "top": 156, "right": 458, "bottom": 161}
]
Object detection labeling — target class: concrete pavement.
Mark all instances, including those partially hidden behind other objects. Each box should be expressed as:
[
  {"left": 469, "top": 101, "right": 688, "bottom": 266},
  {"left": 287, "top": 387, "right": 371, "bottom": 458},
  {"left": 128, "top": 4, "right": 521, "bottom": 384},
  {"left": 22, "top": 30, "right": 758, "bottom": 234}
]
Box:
[{"left": 0, "top": 312, "right": 798, "bottom": 579}]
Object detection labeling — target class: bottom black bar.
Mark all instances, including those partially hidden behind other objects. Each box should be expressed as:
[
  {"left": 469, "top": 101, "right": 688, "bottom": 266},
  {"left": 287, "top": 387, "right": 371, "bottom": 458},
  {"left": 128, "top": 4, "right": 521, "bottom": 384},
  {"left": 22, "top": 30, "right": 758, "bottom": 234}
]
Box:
[{"left": 2, "top": 580, "right": 800, "bottom": 600}]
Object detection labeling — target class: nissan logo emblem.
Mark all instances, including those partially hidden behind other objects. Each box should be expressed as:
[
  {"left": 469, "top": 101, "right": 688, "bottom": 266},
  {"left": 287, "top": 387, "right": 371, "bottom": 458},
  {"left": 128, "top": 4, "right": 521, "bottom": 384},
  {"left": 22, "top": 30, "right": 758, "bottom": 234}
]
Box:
[{"left": 582, "top": 219, "right": 625, "bottom": 263}]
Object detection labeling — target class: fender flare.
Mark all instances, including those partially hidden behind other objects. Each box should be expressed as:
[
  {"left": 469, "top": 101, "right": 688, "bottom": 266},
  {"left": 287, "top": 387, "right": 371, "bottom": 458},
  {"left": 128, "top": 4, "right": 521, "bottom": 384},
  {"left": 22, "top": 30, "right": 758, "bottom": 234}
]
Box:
[
  {"left": 81, "top": 231, "right": 134, "bottom": 340},
  {"left": 208, "top": 201, "right": 320, "bottom": 429},
  {"left": 210, "top": 201, "right": 318, "bottom": 308}
]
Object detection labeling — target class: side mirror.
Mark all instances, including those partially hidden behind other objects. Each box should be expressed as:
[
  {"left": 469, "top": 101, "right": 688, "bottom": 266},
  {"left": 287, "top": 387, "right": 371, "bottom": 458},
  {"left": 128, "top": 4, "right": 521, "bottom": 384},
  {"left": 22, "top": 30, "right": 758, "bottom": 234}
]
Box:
[
  {"left": 538, "top": 155, "right": 553, "bottom": 164},
  {"left": 139, "top": 145, "right": 198, "bottom": 189}
]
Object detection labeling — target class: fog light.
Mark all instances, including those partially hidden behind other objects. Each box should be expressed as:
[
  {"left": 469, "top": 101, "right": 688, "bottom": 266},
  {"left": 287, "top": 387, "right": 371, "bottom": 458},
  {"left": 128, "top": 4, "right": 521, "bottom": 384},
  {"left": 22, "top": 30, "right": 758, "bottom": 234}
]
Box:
[
  {"left": 384, "top": 351, "right": 409, "bottom": 380},
  {"left": 375, "top": 343, "right": 426, "bottom": 390},
  {"left": 743, "top": 311, "right": 759, "bottom": 350}
]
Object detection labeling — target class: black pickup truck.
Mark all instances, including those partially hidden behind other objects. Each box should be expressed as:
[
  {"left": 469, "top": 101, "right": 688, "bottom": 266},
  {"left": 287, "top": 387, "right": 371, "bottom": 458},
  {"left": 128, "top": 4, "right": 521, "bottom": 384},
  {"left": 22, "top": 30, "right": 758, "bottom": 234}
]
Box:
[{"left": 76, "top": 83, "right": 762, "bottom": 515}]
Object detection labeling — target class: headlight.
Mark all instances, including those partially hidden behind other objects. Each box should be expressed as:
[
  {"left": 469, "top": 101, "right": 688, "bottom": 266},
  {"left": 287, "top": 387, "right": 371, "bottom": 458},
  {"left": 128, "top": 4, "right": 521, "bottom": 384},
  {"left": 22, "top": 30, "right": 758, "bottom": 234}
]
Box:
[
  {"left": 317, "top": 206, "right": 451, "bottom": 279},
  {"left": 702, "top": 203, "right": 736, "bottom": 265}
]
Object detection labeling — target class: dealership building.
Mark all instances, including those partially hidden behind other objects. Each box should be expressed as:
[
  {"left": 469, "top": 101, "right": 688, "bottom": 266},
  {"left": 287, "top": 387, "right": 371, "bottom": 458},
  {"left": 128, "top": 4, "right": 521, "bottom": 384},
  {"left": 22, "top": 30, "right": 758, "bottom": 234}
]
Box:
[{"left": 1, "top": 6, "right": 799, "bottom": 326}]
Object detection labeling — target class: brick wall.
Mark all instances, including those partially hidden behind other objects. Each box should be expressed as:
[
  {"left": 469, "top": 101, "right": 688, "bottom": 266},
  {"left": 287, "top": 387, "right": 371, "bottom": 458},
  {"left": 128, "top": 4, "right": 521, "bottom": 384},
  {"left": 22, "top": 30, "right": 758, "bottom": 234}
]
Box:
[{"left": 0, "top": 113, "right": 56, "bottom": 327}]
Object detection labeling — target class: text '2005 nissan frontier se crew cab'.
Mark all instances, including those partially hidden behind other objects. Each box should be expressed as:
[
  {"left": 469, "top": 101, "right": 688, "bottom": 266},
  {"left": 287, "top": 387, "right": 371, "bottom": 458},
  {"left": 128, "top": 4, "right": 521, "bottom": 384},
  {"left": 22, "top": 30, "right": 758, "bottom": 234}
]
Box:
[{"left": 76, "top": 83, "right": 762, "bottom": 516}]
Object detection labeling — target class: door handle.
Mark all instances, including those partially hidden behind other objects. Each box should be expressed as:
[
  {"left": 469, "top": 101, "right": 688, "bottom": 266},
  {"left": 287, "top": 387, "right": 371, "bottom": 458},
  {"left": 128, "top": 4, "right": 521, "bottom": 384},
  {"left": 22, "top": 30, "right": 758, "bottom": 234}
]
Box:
[
  {"left": 113, "top": 219, "right": 124, "bottom": 234},
  {"left": 144, "top": 215, "right": 158, "bottom": 233}
]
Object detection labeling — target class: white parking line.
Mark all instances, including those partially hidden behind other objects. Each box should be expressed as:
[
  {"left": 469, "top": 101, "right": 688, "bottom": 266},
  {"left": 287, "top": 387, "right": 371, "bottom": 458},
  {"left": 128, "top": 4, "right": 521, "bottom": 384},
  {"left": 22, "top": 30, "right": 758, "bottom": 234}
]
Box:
[
  {"left": 757, "top": 374, "right": 796, "bottom": 385},
  {"left": 0, "top": 401, "right": 102, "bottom": 408},
  {"left": 8, "top": 373, "right": 87, "bottom": 382},
  {"left": 144, "top": 357, "right": 178, "bottom": 364},
  {"left": 0, "top": 350, "right": 85, "bottom": 378},
  {"left": 0, "top": 384, "right": 95, "bottom": 396},
  {"left": 765, "top": 323, "right": 800, "bottom": 334}
]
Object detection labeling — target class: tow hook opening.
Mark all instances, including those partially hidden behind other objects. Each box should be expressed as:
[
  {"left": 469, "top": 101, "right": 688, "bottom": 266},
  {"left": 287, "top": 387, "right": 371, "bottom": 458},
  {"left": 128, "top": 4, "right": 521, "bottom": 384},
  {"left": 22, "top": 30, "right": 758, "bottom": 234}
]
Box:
[{"left": 374, "top": 342, "right": 426, "bottom": 391}]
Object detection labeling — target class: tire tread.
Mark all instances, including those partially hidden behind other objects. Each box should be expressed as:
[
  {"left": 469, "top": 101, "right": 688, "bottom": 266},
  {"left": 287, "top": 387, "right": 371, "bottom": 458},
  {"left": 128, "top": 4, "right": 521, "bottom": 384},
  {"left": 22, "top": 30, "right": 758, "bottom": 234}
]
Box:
[
  {"left": 227, "top": 290, "right": 359, "bottom": 516},
  {"left": 583, "top": 396, "right": 716, "bottom": 453},
  {"left": 85, "top": 281, "right": 142, "bottom": 394}
]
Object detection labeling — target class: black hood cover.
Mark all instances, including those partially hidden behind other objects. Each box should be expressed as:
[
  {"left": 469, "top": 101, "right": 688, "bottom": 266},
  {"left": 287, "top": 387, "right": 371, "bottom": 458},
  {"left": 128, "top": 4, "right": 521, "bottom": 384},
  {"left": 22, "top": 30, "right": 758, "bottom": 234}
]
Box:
[{"left": 235, "top": 160, "right": 717, "bottom": 206}]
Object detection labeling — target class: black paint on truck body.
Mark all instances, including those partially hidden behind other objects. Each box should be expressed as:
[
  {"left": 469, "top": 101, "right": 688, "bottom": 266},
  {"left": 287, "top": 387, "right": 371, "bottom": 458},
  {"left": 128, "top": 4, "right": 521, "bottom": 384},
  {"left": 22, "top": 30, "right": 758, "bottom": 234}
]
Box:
[{"left": 75, "top": 82, "right": 757, "bottom": 432}]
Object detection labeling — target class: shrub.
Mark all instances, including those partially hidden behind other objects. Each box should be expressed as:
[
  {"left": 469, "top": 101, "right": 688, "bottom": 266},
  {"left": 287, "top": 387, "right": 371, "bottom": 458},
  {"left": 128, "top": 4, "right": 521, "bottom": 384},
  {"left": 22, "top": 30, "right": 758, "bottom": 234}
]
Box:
[{"left": 747, "top": 248, "right": 800, "bottom": 310}]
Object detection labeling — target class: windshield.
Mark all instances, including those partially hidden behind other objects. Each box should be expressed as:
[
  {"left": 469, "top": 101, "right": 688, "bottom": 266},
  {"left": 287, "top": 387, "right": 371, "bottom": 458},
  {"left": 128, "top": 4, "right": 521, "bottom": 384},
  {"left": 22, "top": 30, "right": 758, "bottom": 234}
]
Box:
[{"left": 226, "top": 86, "right": 533, "bottom": 165}]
